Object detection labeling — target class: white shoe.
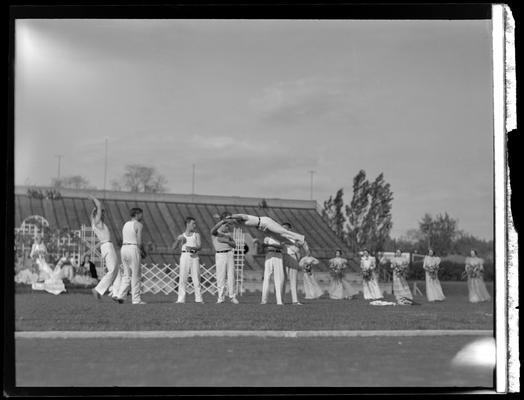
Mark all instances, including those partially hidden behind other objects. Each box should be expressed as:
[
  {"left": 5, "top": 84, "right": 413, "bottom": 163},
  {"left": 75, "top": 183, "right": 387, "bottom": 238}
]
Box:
[
  {"left": 133, "top": 301, "right": 147, "bottom": 305},
  {"left": 91, "top": 288, "right": 101, "bottom": 300},
  {"left": 230, "top": 297, "right": 239, "bottom": 304},
  {"left": 217, "top": 298, "right": 225, "bottom": 304},
  {"left": 292, "top": 302, "right": 303, "bottom": 305},
  {"left": 277, "top": 303, "right": 284, "bottom": 306},
  {"left": 176, "top": 300, "right": 185, "bottom": 304},
  {"left": 261, "top": 301, "right": 267, "bottom": 305},
  {"left": 195, "top": 299, "right": 205, "bottom": 303}
]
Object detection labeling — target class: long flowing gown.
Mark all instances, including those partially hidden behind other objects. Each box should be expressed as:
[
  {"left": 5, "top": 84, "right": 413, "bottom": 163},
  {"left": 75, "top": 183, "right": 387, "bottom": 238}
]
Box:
[
  {"left": 465, "top": 257, "right": 491, "bottom": 303},
  {"left": 423, "top": 256, "right": 446, "bottom": 301},
  {"left": 361, "top": 256, "right": 383, "bottom": 300},
  {"left": 390, "top": 256, "right": 413, "bottom": 301},
  {"left": 328, "top": 257, "right": 358, "bottom": 299},
  {"left": 33, "top": 258, "right": 67, "bottom": 295},
  {"left": 299, "top": 256, "right": 324, "bottom": 299}
]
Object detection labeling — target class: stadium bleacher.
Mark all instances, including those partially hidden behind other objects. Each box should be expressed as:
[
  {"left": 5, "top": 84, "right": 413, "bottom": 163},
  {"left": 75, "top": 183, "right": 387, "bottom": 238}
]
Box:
[{"left": 15, "top": 186, "right": 358, "bottom": 271}]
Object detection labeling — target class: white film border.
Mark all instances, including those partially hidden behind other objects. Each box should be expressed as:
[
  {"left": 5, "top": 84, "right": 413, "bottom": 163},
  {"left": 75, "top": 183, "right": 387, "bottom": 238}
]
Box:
[{"left": 492, "top": 4, "right": 519, "bottom": 394}]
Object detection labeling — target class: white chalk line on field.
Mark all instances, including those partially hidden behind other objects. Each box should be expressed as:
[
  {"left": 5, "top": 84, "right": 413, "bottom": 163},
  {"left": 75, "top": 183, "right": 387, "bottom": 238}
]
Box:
[{"left": 15, "top": 330, "right": 493, "bottom": 339}]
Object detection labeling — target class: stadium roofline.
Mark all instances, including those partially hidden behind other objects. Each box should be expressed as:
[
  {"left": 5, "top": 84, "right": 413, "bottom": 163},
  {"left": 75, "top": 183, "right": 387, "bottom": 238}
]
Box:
[{"left": 15, "top": 185, "right": 318, "bottom": 209}]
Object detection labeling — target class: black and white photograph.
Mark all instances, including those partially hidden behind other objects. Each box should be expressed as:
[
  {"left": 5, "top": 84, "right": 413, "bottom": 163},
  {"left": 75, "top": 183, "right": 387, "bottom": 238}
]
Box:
[{"left": 5, "top": 3, "right": 518, "bottom": 394}]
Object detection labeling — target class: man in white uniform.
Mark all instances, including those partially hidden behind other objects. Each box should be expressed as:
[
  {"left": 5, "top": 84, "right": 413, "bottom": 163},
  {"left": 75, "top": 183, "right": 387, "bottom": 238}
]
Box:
[
  {"left": 211, "top": 212, "right": 240, "bottom": 304},
  {"left": 282, "top": 222, "right": 302, "bottom": 305},
  {"left": 88, "top": 195, "right": 122, "bottom": 302},
  {"left": 115, "top": 207, "right": 146, "bottom": 304},
  {"left": 226, "top": 213, "right": 309, "bottom": 256},
  {"left": 261, "top": 235, "right": 285, "bottom": 305},
  {"left": 172, "top": 217, "right": 204, "bottom": 303}
]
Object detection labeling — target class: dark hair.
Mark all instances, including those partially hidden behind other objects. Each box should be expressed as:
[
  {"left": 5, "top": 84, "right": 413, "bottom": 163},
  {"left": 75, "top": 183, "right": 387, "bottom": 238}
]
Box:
[
  {"left": 282, "top": 222, "right": 292, "bottom": 229},
  {"left": 185, "top": 217, "right": 195, "bottom": 226},
  {"left": 363, "top": 248, "right": 369, "bottom": 253},
  {"left": 220, "top": 211, "right": 231, "bottom": 220},
  {"left": 428, "top": 248, "right": 436, "bottom": 256},
  {"left": 335, "top": 249, "right": 342, "bottom": 255},
  {"left": 130, "top": 208, "right": 143, "bottom": 218},
  {"left": 471, "top": 249, "right": 478, "bottom": 256}
]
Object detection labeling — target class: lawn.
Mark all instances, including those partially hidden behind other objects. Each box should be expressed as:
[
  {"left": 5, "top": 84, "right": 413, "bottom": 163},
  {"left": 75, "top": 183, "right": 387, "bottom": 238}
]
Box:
[
  {"left": 15, "top": 336, "right": 494, "bottom": 387},
  {"left": 14, "top": 282, "right": 493, "bottom": 331}
]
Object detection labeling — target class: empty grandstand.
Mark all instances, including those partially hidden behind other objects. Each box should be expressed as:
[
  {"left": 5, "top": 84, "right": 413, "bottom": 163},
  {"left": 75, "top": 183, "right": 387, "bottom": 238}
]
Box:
[{"left": 15, "top": 186, "right": 357, "bottom": 272}]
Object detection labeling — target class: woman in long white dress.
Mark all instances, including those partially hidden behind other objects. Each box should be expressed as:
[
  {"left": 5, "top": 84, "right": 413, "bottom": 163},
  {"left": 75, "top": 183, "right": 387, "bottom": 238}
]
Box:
[
  {"left": 388, "top": 250, "right": 413, "bottom": 301},
  {"left": 30, "top": 235, "right": 53, "bottom": 280},
  {"left": 464, "top": 250, "right": 491, "bottom": 303},
  {"left": 299, "top": 255, "right": 324, "bottom": 299},
  {"left": 29, "top": 236, "right": 66, "bottom": 295},
  {"left": 328, "top": 250, "right": 359, "bottom": 299},
  {"left": 360, "top": 249, "right": 383, "bottom": 300},
  {"left": 423, "top": 249, "right": 446, "bottom": 302}
]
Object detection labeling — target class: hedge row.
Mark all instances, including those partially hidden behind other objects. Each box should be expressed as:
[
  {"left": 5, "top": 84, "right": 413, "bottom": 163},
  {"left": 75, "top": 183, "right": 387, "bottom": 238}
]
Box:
[{"left": 406, "top": 260, "right": 494, "bottom": 281}]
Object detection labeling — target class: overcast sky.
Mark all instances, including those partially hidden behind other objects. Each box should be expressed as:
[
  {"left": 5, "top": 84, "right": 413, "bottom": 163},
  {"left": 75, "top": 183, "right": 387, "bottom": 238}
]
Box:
[{"left": 15, "top": 19, "right": 494, "bottom": 239}]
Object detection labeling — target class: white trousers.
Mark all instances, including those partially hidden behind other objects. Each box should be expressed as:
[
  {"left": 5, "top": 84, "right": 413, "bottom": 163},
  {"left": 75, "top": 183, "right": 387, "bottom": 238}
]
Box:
[
  {"left": 95, "top": 243, "right": 119, "bottom": 296},
  {"left": 178, "top": 253, "right": 202, "bottom": 302},
  {"left": 261, "top": 255, "right": 285, "bottom": 304},
  {"left": 117, "top": 245, "right": 142, "bottom": 303},
  {"left": 216, "top": 251, "right": 235, "bottom": 300},
  {"left": 285, "top": 267, "right": 300, "bottom": 303},
  {"left": 284, "top": 254, "right": 300, "bottom": 303}
]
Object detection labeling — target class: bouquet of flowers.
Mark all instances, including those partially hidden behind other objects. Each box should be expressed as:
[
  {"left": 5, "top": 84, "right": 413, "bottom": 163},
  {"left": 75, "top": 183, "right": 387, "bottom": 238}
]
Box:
[
  {"left": 329, "top": 263, "right": 345, "bottom": 280},
  {"left": 464, "top": 264, "right": 481, "bottom": 279},
  {"left": 361, "top": 268, "right": 373, "bottom": 282},
  {"left": 299, "top": 256, "right": 319, "bottom": 276},
  {"left": 392, "top": 263, "right": 408, "bottom": 279},
  {"left": 427, "top": 265, "right": 440, "bottom": 280}
]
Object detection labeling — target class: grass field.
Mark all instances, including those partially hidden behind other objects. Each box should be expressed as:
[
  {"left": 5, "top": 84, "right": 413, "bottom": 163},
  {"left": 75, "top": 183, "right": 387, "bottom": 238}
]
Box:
[
  {"left": 14, "top": 282, "right": 493, "bottom": 331},
  {"left": 15, "top": 336, "right": 494, "bottom": 387},
  {"left": 12, "top": 281, "right": 494, "bottom": 389}
]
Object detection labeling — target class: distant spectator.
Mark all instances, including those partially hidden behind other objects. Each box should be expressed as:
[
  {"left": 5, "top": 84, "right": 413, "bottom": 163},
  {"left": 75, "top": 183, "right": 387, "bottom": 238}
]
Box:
[{"left": 80, "top": 254, "right": 98, "bottom": 280}]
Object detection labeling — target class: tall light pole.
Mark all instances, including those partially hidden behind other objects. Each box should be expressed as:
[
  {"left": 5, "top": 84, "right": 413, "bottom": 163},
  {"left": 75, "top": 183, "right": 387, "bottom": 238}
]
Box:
[
  {"left": 103, "top": 138, "right": 108, "bottom": 197},
  {"left": 192, "top": 164, "right": 196, "bottom": 195},
  {"left": 54, "top": 155, "right": 63, "bottom": 182},
  {"left": 308, "top": 170, "right": 316, "bottom": 200}
]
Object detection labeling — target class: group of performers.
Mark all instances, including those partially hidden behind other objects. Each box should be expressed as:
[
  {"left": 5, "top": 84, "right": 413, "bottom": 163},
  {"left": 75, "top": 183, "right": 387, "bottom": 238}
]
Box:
[
  {"left": 15, "top": 235, "right": 99, "bottom": 295},
  {"left": 15, "top": 195, "right": 492, "bottom": 305}
]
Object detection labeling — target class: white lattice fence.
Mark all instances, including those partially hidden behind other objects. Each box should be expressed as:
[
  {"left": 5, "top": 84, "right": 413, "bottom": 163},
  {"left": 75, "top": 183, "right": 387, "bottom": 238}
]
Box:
[
  {"left": 233, "top": 228, "right": 245, "bottom": 296},
  {"left": 141, "top": 263, "right": 218, "bottom": 295}
]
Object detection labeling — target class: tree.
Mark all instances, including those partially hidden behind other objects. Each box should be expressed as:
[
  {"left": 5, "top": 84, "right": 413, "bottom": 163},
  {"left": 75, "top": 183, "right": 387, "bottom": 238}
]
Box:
[
  {"left": 345, "top": 170, "right": 393, "bottom": 254},
  {"left": 418, "top": 212, "right": 458, "bottom": 255},
  {"left": 322, "top": 188, "right": 345, "bottom": 239},
  {"left": 112, "top": 164, "right": 168, "bottom": 193},
  {"left": 52, "top": 175, "right": 94, "bottom": 190}
]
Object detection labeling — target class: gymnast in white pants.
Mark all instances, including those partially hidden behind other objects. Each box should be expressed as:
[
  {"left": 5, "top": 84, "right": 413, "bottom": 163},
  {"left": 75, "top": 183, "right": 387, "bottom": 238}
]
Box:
[
  {"left": 116, "top": 207, "right": 146, "bottom": 304},
  {"left": 227, "top": 214, "right": 309, "bottom": 254},
  {"left": 173, "top": 217, "right": 204, "bottom": 303},
  {"left": 88, "top": 195, "right": 121, "bottom": 302},
  {"left": 211, "top": 215, "right": 239, "bottom": 304},
  {"left": 261, "top": 236, "right": 285, "bottom": 305},
  {"left": 282, "top": 223, "right": 302, "bottom": 305}
]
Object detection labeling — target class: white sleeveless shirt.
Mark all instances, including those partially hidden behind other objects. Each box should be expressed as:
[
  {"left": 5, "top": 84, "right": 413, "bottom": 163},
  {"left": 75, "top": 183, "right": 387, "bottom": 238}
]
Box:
[
  {"left": 181, "top": 232, "right": 198, "bottom": 251},
  {"left": 122, "top": 221, "right": 140, "bottom": 245},
  {"left": 92, "top": 222, "right": 111, "bottom": 243}
]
